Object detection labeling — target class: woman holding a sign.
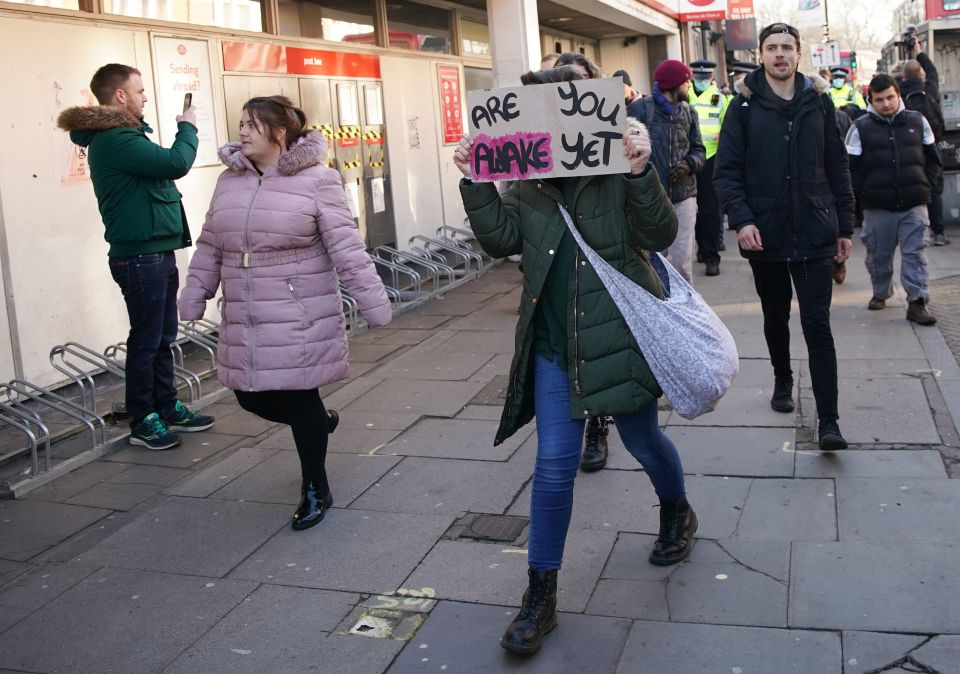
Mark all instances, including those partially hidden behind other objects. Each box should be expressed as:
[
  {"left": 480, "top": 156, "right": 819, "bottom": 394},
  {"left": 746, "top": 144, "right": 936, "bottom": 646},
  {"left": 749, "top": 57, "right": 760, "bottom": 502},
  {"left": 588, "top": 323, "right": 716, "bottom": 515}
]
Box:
[
  {"left": 454, "top": 63, "right": 696, "bottom": 657},
  {"left": 179, "top": 96, "right": 391, "bottom": 531}
]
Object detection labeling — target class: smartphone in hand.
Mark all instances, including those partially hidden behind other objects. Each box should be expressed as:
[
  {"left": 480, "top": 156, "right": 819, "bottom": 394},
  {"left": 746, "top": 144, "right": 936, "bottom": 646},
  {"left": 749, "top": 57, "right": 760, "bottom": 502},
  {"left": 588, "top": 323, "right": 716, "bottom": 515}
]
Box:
[{"left": 182, "top": 93, "right": 193, "bottom": 113}]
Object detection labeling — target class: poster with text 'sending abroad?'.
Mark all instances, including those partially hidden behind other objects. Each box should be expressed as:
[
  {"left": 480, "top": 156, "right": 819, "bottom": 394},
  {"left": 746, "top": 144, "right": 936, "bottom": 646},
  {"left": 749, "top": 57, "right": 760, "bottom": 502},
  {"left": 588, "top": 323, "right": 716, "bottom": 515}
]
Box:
[{"left": 466, "top": 77, "right": 629, "bottom": 183}]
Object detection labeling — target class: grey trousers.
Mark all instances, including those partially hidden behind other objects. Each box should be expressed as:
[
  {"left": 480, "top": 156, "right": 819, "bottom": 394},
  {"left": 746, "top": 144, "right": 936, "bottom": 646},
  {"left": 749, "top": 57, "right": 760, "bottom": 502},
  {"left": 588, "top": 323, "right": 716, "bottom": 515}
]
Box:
[
  {"left": 861, "top": 205, "right": 930, "bottom": 303},
  {"left": 664, "top": 196, "right": 698, "bottom": 285}
]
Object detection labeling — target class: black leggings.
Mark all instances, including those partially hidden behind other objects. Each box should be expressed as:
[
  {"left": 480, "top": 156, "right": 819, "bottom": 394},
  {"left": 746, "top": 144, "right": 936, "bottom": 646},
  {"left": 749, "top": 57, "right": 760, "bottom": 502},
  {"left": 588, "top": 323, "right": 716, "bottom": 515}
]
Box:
[{"left": 234, "top": 389, "right": 331, "bottom": 488}]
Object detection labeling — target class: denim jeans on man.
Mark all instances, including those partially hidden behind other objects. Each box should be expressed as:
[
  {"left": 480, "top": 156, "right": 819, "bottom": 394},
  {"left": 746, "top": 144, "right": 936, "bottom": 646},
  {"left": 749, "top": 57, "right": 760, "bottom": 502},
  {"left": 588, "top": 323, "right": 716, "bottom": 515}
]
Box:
[
  {"left": 529, "top": 354, "right": 685, "bottom": 571},
  {"left": 108, "top": 252, "right": 179, "bottom": 426},
  {"left": 749, "top": 257, "right": 839, "bottom": 420}
]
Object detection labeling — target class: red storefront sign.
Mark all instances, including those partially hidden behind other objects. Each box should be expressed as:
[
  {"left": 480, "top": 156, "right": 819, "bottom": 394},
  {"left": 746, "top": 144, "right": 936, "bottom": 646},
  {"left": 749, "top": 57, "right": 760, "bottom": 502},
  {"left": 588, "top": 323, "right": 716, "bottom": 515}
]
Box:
[
  {"left": 222, "top": 41, "right": 381, "bottom": 79},
  {"left": 437, "top": 64, "right": 463, "bottom": 146},
  {"left": 727, "top": 0, "right": 754, "bottom": 20},
  {"left": 678, "top": 0, "right": 728, "bottom": 22}
]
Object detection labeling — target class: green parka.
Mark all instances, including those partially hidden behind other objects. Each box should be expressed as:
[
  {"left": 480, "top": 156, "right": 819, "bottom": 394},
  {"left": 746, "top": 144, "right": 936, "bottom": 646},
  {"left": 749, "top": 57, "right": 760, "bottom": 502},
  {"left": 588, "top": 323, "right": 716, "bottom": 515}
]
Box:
[
  {"left": 57, "top": 106, "right": 198, "bottom": 257},
  {"left": 459, "top": 168, "right": 678, "bottom": 445}
]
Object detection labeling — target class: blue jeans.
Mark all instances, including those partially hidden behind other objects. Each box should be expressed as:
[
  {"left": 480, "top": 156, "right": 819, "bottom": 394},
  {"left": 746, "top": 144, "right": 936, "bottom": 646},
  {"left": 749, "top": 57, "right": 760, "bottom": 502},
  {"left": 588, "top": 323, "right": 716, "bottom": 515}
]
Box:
[
  {"left": 108, "top": 252, "right": 179, "bottom": 426},
  {"left": 528, "top": 354, "right": 686, "bottom": 571}
]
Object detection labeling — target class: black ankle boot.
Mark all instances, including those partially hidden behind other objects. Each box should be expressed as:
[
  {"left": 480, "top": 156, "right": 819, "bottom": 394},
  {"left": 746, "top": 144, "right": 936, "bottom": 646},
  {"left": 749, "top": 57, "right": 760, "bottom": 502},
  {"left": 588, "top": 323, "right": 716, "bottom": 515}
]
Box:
[
  {"left": 500, "top": 567, "right": 558, "bottom": 656},
  {"left": 649, "top": 496, "right": 698, "bottom": 566},
  {"left": 292, "top": 479, "right": 333, "bottom": 531},
  {"left": 770, "top": 376, "right": 795, "bottom": 413},
  {"left": 580, "top": 416, "right": 609, "bottom": 472},
  {"left": 326, "top": 410, "right": 339, "bottom": 434}
]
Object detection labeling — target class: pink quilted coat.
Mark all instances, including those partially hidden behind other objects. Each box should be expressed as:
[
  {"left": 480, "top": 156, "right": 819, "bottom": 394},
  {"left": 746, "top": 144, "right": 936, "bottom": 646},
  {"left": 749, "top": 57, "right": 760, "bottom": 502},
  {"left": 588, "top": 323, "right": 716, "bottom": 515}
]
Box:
[{"left": 178, "top": 131, "right": 391, "bottom": 391}]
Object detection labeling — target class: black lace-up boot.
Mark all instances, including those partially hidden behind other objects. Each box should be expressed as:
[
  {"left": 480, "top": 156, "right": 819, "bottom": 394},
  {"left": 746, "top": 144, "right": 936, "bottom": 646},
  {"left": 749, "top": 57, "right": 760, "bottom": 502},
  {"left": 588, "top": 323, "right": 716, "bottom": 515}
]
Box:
[
  {"left": 818, "top": 418, "right": 848, "bottom": 451},
  {"left": 770, "top": 376, "right": 794, "bottom": 413},
  {"left": 500, "top": 568, "right": 559, "bottom": 655},
  {"left": 580, "top": 416, "right": 609, "bottom": 472},
  {"left": 292, "top": 479, "right": 333, "bottom": 531},
  {"left": 649, "top": 496, "right": 698, "bottom": 566}
]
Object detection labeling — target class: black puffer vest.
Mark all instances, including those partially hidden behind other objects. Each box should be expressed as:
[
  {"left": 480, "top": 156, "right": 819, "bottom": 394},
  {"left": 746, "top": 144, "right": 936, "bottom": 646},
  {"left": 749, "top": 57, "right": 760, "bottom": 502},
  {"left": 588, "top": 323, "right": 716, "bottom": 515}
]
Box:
[{"left": 854, "top": 109, "right": 930, "bottom": 210}]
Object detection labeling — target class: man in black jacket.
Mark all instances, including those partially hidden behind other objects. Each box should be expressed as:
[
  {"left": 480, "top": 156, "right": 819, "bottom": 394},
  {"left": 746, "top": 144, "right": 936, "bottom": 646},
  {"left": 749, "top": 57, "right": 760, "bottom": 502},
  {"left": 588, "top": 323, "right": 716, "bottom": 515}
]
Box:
[
  {"left": 715, "top": 23, "right": 855, "bottom": 452},
  {"left": 901, "top": 40, "right": 948, "bottom": 245},
  {"left": 845, "top": 73, "right": 942, "bottom": 326}
]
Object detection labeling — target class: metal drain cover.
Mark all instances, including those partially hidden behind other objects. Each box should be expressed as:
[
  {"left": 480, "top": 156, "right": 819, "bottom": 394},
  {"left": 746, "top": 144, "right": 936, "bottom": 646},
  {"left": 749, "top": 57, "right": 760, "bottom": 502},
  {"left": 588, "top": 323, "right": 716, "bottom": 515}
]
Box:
[{"left": 462, "top": 514, "right": 527, "bottom": 542}]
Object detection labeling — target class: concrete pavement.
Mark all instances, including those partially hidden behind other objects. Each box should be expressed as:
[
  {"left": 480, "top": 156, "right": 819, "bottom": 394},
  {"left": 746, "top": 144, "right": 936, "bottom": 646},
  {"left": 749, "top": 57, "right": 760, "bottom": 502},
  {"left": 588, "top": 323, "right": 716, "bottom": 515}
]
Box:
[{"left": 2, "top": 227, "right": 960, "bottom": 673}]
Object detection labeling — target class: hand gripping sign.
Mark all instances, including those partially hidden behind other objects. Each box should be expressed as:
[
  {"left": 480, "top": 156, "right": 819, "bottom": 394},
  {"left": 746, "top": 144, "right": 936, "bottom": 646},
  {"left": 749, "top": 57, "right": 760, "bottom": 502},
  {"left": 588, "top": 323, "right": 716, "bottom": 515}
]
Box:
[{"left": 466, "top": 77, "right": 630, "bottom": 182}]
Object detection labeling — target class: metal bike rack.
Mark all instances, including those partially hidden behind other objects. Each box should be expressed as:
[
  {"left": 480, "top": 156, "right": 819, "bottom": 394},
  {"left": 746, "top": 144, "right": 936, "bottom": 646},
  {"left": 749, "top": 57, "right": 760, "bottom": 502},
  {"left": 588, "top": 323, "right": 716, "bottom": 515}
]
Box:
[
  {"left": 49, "top": 342, "right": 125, "bottom": 415},
  {"left": 104, "top": 343, "right": 201, "bottom": 402},
  {"left": 0, "top": 380, "right": 106, "bottom": 449},
  {"left": 408, "top": 234, "right": 484, "bottom": 280},
  {"left": 437, "top": 225, "right": 498, "bottom": 269},
  {"left": 178, "top": 321, "right": 218, "bottom": 372},
  {"left": 0, "top": 402, "right": 50, "bottom": 476},
  {"left": 372, "top": 255, "right": 425, "bottom": 304},
  {"left": 339, "top": 284, "right": 364, "bottom": 331},
  {"left": 375, "top": 245, "right": 457, "bottom": 295}
]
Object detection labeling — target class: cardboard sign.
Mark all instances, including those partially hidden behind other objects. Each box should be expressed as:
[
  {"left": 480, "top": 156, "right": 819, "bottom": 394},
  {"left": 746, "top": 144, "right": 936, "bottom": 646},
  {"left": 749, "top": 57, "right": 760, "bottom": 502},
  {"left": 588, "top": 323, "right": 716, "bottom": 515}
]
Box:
[{"left": 466, "top": 77, "right": 629, "bottom": 182}]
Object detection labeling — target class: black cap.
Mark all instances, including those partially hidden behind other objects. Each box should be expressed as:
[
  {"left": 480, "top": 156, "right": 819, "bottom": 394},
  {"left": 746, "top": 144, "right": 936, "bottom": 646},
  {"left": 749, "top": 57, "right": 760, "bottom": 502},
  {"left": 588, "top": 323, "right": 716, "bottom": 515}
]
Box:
[
  {"left": 830, "top": 66, "right": 849, "bottom": 76},
  {"left": 729, "top": 61, "right": 759, "bottom": 75},
  {"left": 612, "top": 69, "right": 632, "bottom": 87},
  {"left": 689, "top": 59, "right": 717, "bottom": 73}
]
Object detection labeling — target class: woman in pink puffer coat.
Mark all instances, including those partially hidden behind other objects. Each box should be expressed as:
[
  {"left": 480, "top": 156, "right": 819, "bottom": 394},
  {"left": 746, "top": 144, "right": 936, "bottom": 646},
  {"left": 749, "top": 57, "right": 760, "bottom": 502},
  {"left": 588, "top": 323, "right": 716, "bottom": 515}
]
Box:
[{"left": 179, "top": 96, "right": 391, "bottom": 531}]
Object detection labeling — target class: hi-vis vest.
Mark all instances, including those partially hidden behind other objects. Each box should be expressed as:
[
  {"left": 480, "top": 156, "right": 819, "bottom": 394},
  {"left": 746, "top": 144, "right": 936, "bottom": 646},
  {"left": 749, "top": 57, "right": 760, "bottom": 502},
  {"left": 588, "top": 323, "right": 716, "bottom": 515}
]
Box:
[
  {"left": 829, "top": 84, "right": 866, "bottom": 109},
  {"left": 688, "top": 83, "right": 729, "bottom": 159}
]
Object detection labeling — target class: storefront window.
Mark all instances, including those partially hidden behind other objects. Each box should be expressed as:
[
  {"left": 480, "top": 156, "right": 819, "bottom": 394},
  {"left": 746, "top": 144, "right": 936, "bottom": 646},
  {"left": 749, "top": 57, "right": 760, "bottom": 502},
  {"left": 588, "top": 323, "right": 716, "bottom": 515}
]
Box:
[
  {"left": 278, "top": 0, "right": 375, "bottom": 43},
  {"left": 6, "top": 0, "right": 80, "bottom": 8},
  {"left": 103, "top": 0, "right": 262, "bottom": 32},
  {"left": 385, "top": 0, "right": 451, "bottom": 54},
  {"left": 460, "top": 19, "right": 489, "bottom": 56},
  {"left": 464, "top": 66, "right": 492, "bottom": 93}
]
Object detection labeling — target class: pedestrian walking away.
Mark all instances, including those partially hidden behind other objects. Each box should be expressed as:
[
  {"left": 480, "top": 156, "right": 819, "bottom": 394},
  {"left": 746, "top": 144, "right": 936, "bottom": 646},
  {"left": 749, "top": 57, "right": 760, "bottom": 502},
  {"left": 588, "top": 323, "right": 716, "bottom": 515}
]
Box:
[
  {"left": 178, "top": 96, "right": 391, "bottom": 531},
  {"left": 454, "top": 59, "right": 696, "bottom": 657},
  {"left": 714, "top": 23, "right": 855, "bottom": 452},
  {"left": 845, "top": 74, "right": 942, "bottom": 326},
  {"left": 688, "top": 59, "right": 729, "bottom": 276},
  {"left": 627, "top": 58, "right": 706, "bottom": 285},
  {"left": 58, "top": 63, "right": 214, "bottom": 451}
]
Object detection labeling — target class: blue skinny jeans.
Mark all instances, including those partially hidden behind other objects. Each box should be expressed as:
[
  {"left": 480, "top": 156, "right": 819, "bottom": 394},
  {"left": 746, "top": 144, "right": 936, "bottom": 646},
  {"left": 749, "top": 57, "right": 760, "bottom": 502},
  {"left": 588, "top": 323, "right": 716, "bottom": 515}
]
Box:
[{"left": 528, "top": 354, "right": 685, "bottom": 571}]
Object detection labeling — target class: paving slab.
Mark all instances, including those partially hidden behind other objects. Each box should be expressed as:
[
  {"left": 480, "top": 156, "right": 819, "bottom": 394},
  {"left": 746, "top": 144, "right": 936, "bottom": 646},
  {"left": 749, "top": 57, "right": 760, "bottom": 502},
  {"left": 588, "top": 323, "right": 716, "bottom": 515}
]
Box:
[
  {"left": 468, "top": 353, "right": 514, "bottom": 383},
  {"left": 230, "top": 509, "right": 453, "bottom": 594},
  {"left": 255, "top": 425, "right": 401, "bottom": 455},
  {"left": 348, "top": 342, "right": 408, "bottom": 363},
  {"left": 837, "top": 329, "right": 926, "bottom": 360},
  {"left": 164, "top": 585, "right": 360, "bottom": 674},
  {"left": 109, "top": 465, "right": 190, "bottom": 487},
  {"left": 0, "top": 500, "right": 111, "bottom": 561},
  {"left": 388, "top": 601, "right": 632, "bottom": 673},
  {"left": 0, "top": 605, "right": 32, "bottom": 637},
  {"left": 454, "top": 405, "right": 504, "bottom": 421},
  {"left": 795, "top": 449, "right": 948, "bottom": 478},
  {"left": 469, "top": 374, "right": 510, "bottom": 405},
  {"left": 836, "top": 477, "right": 960, "bottom": 542},
  {"left": 351, "top": 453, "right": 533, "bottom": 516},
  {"left": 910, "top": 635, "right": 960, "bottom": 673},
  {"left": 334, "top": 412, "right": 424, "bottom": 431},
  {"left": 65, "top": 481, "right": 161, "bottom": 511},
  {"left": 384, "top": 418, "right": 533, "bottom": 461},
  {"left": 77, "top": 497, "right": 288, "bottom": 578},
  {"left": 401, "top": 528, "right": 615, "bottom": 613},
  {"left": 371, "top": 350, "right": 494, "bottom": 381},
  {"left": 433, "top": 330, "right": 516, "bottom": 354},
  {"left": 616, "top": 621, "right": 841, "bottom": 673},
  {"left": 166, "top": 446, "right": 277, "bottom": 498},
  {"left": 22, "top": 460, "right": 131, "bottom": 503},
  {"left": 841, "top": 631, "right": 928, "bottom": 674},
  {"left": 836, "top": 377, "right": 941, "bottom": 444},
  {"left": 0, "top": 560, "right": 30, "bottom": 585},
  {"left": 213, "top": 450, "right": 400, "bottom": 506},
  {"left": 104, "top": 430, "right": 241, "bottom": 469},
  {"left": 790, "top": 541, "right": 960, "bottom": 633},
  {"left": 413, "top": 294, "right": 499, "bottom": 316},
  {"left": 0, "top": 567, "right": 256, "bottom": 674},
  {"left": 733, "top": 478, "right": 837, "bottom": 542},
  {"left": 321, "top": 374, "right": 385, "bottom": 410},
  {"left": 345, "top": 379, "right": 486, "bottom": 416},
  {"left": 0, "top": 562, "right": 99, "bottom": 612}
]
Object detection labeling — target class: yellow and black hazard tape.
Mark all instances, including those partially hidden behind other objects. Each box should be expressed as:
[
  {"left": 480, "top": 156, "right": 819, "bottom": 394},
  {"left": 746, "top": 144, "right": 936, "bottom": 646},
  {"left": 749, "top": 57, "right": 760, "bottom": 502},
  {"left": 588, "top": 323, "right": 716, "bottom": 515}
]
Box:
[
  {"left": 309, "top": 124, "right": 335, "bottom": 139},
  {"left": 369, "top": 161, "right": 385, "bottom": 167},
  {"left": 363, "top": 130, "right": 383, "bottom": 140},
  {"left": 341, "top": 159, "right": 363, "bottom": 169},
  {"left": 334, "top": 126, "right": 363, "bottom": 139}
]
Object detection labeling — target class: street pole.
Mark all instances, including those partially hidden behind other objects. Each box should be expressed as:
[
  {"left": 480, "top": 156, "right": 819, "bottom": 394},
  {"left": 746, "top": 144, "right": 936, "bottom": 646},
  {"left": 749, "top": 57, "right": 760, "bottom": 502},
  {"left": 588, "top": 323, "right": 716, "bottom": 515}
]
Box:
[{"left": 823, "top": 0, "right": 830, "bottom": 41}]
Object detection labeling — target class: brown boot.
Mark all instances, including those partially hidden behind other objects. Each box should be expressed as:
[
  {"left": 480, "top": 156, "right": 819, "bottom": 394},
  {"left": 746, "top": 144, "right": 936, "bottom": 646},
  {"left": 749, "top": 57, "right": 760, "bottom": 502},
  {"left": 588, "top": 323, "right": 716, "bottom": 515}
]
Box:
[
  {"left": 868, "top": 297, "right": 886, "bottom": 311},
  {"left": 832, "top": 260, "right": 846, "bottom": 284},
  {"left": 906, "top": 299, "right": 936, "bottom": 325}
]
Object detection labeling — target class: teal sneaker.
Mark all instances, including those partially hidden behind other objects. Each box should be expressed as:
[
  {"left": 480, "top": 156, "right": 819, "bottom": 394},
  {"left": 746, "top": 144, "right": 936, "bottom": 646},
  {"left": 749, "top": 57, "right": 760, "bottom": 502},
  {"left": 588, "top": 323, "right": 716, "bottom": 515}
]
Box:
[
  {"left": 161, "top": 401, "right": 215, "bottom": 433},
  {"left": 130, "top": 413, "right": 181, "bottom": 451}
]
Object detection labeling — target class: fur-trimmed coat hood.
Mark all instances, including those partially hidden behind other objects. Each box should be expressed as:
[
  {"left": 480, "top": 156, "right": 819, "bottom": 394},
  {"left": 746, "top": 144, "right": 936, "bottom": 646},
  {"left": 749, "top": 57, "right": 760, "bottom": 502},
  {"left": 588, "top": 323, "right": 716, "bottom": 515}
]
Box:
[
  {"left": 218, "top": 131, "right": 328, "bottom": 176},
  {"left": 57, "top": 106, "right": 143, "bottom": 145}
]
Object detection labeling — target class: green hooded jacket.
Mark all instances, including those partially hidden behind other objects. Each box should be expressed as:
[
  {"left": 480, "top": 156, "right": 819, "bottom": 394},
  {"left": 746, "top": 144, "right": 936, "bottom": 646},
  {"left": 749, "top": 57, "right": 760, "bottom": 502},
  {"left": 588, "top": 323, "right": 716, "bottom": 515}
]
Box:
[
  {"left": 459, "top": 168, "right": 678, "bottom": 445},
  {"left": 57, "top": 106, "right": 198, "bottom": 256}
]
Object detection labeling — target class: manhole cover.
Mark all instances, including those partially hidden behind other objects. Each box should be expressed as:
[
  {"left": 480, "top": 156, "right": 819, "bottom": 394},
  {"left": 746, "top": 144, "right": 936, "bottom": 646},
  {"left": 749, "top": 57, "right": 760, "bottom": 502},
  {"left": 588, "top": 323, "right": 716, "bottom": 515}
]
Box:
[{"left": 462, "top": 514, "right": 527, "bottom": 542}]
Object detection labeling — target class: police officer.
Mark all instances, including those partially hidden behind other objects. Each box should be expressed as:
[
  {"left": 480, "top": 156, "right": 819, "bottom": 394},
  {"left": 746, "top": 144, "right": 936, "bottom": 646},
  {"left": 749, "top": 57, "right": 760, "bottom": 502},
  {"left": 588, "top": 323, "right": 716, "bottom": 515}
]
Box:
[
  {"left": 729, "top": 61, "right": 759, "bottom": 98},
  {"left": 689, "top": 59, "right": 729, "bottom": 276},
  {"left": 829, "top": 66, "right": 866, "bottom": 109}
]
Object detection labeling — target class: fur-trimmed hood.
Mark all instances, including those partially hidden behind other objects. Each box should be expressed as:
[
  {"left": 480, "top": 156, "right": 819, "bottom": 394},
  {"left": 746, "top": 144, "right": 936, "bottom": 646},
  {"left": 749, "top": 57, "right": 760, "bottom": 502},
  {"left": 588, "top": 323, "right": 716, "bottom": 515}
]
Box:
[
  {"left": 219, "top": 131, "right": 328, "bottom": 176},
  {"left": 738, "top": 70, "right": 829, "bottom": 101},
  {"left": 57, "top": 106, "right": 142, "bottom": 145}
]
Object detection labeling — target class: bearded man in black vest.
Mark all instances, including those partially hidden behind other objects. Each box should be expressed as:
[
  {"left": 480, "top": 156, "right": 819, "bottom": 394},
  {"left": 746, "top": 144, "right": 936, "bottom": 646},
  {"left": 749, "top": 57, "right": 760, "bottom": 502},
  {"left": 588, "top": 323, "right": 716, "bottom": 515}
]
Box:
[{"left": 844, "top": 73, "right": 942, "bottom": 326}]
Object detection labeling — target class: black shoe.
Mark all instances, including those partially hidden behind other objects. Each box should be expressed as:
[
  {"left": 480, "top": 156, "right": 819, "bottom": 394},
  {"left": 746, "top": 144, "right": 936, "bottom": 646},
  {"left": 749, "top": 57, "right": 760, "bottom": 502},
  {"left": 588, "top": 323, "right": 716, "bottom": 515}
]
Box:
[
  {"left": 770, "top": 376, "right": 794, "bottom": 413},
  {"left": 818, "top": 419, "right": 848, "bottom": 451},
  {"left": 705, "top": 261, "right": 720, "bottom": 276},
  {"left": 696, "top": 250, "right": 704, "bottom": 263},
  {"left": 292, "top": 479, "right": 333, "bottom": 531},
  {"left": 500, "top": 568, "right": 558, "bottom": 656},
  {"left": 129, "top": 412, "right": 181, "bottom": 450},
  {"left": 161, "top": 401, "right": 215, "bottom": 433},
  {"left": 580, "top": 416, "right": 609, "bottom": 472},
  {"left": 326, "top": 410, "right": 340, "bottom": 434},
  {"left": 649, "top": 496, "right": 698, "bottom": 566},
  {"left": 719, "top": 242, "right": 726, "bottom": 251}
]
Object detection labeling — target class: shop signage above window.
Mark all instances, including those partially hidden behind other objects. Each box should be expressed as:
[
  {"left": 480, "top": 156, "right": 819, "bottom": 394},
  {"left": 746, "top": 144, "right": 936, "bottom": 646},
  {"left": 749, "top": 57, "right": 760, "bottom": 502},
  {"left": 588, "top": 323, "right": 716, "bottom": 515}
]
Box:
[
  {"left": 678, "top": 0, "right": 728, "bottom": 22},
  {"left": 221, "top": 41, "right": 381, "bottom": 79},
  {"left": 727, "top": 0, "right": 754, "bottom": 19}
]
